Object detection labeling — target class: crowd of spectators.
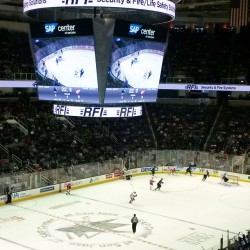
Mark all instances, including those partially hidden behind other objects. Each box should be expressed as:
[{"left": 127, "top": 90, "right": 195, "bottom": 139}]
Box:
[
  {"left": 1, "top": 25, "right": 249, "bottom": 84},
  {"left": 165, "top": 25, "right": 250, "bottom": 84},
  {"left": 208, "top": 106, "right": 250, "bottom": 155},
  {"left": 0, "top": 25, "right": 250, "bottom": 177},
  {"left": 147, "top": 103, "right": 218, "bottom": 150},
  {"left": 1, "top": 97, "right": 250, "bottom": 177},
  {"left": 0, "top": 28, "right": 33, "bottom": 79}
]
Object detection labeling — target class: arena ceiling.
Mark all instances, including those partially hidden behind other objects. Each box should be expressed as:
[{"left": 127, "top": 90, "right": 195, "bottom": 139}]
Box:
[{"left": 0, "top": 0, "right": 239, "bottom": 25}]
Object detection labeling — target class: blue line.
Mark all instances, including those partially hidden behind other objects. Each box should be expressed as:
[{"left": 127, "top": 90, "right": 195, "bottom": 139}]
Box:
[
  {"left": 0, "top": 236, "right": 36, "bottom": 250},
  {"left": 72, "top": 194, "right": 237, "bottom": 235}
]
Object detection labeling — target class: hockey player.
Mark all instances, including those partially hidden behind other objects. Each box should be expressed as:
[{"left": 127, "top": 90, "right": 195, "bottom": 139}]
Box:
[
  {"left": 202, "top": 170, "right": 209, "bottom": 181},
  {"left": 151, "top": 165, "right": 157, "bottom": 176},
  {"left": 220, "top": 172, "right": 228, "bottom": 184},
  {"left": 169, "top": 167, "right": 176, "bottom": 175},
  {"left": 155, "top": 178, "right": 164, "bottom": 191},
  {"left": 129, "top": 191, "right": 137, "bottom": 204},
  {"left": 185, "top": 163, "right": 193, "bottom": 176},
  {"left": 80, "top": 68, "right": 84, "bottom": 78},
  {"left": 66, "top": 181, "right": 72, "bottom": 195},
  {"left": 149, "top": 177, "right": 155, "bottom": 190}
]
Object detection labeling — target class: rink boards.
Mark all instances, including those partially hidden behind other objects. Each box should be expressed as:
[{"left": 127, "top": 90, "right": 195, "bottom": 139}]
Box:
[{"left": 0, "top": 166, "right": 248, "bottom": 206}]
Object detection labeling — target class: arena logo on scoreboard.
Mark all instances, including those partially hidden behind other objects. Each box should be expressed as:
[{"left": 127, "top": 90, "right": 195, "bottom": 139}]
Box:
[
  {"left": 44, "top": 23, "right": 58, "bottom": 34},
  {"left": 129, "top": 23, "right": 156, "bottom": 39},
  {"left": 44, "top": 22, "right": 76, "bottom": 35},
  {"left": 185, "top": 84, "right": 198, "bottom": 90},
  {"left": 129, "top": 24, "right": 142, "bottom": 34}
]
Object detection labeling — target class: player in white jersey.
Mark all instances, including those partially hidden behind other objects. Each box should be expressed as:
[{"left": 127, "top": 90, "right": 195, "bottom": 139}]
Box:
[
  {"left": 129, "top": 191, "right": 137, "bottom": 204},
  {"left": 202, "top": 170, "right": 209, "bottom": 181},
  {"left": 149, "top": 177, "right": 155, "bottom": 190}
]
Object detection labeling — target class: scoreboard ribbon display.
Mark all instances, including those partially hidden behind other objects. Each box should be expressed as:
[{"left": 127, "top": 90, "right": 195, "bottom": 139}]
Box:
[
  {"left": 53, "top": 105, "right": 142, "bottom": 117},
  {"left": 23, "top": 0, "right": 175, "bottom": 19},
  {"left": 158, "top": 83, "right": 250, "bottom": 92}
]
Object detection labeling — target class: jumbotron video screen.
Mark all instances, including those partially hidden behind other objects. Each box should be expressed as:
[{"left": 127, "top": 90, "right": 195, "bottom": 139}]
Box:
[
  {"left": 29, "top": 19, "right": 99, "bottom": 103},
  {"left": 104, "top": 20, "right": 168, "bottom": 103}
]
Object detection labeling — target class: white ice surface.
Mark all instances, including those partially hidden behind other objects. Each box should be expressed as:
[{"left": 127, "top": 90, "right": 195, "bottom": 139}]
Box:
[
  {"left": 38, "top": 49, "right": 98, "bottom": 88},
  {"left": 0, "top": 174, "right": 250, "bottom": 250},
  {"left": 112, "top": 52, "right": 163, "bottom": 89}
]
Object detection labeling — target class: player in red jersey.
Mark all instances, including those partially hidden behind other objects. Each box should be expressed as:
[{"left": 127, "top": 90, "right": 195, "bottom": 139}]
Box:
[
  {"left": 169, "top": 167, "right": 176, "bottom": 175},
  {"left": 66, "top": 181, "right": 72, "bottom": 195},
  {"left": 149, "top": 177, "right": 155, "bottom": 190}
]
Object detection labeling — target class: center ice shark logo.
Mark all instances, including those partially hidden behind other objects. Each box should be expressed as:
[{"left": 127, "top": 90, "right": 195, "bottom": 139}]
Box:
[
  {"left": 37, "top": 212, "right": 153, "bottom": 248},
  {"left": 129, "top": 24, "right": 142, "bottom": 35},
  {"left": 44, "top": 23, "right": 58, "bottom": 34}
]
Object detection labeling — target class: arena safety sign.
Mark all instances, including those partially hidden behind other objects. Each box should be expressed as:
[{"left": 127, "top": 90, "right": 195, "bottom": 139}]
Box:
[{"left": 23, "top": 0, "right": 175, "bottom": 19}]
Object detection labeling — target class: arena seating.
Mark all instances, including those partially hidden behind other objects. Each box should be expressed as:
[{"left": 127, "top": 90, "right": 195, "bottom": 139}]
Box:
[
  {"left": 166, "top": 25, "right": 250, "bottom": 84},
  {"left": 1, "top": 26, "right": 250, "bottom": 176},
  {"left": 0, "top": 28, "right": 33, "bottom": 79}
]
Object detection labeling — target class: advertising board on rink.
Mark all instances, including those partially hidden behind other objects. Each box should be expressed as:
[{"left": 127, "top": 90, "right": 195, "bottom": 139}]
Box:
[
  {"left": 53, "top": 104, "right": 142, "bottom": 117},
  {"left": 2, "top": 167, "right": 250, "bottom": 206}
]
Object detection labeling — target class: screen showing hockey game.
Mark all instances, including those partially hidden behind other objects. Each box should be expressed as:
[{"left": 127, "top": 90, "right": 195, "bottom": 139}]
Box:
[
  {"left": 104, "top": 20, "right": 167, "bottom": 104},
  {"left": 30, "top": 19, "right": 99, "bottom": 103}
]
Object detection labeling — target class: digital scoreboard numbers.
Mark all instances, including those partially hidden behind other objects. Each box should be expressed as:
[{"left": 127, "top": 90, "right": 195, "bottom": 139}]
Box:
[{"left": 53, "top": 105, "right": 142, "bottom": 117}]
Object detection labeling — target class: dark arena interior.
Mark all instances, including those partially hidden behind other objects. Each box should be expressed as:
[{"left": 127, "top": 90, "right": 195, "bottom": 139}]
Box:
[{"left": 0, "top": 1, "right": 250, "bottom": 250}]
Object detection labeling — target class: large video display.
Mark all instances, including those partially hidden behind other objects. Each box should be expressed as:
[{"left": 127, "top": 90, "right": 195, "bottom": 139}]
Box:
[
  {"left": 30, "top": 19, "right": 99, "bottom": 103},
  {"left": 104, "top": 20, "right": 168, "bottom": 103}
]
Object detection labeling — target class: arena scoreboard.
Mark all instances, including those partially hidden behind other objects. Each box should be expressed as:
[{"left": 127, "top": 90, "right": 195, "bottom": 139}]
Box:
[{"left": 53, "top": 104, "right": 142, "bottom": 117}]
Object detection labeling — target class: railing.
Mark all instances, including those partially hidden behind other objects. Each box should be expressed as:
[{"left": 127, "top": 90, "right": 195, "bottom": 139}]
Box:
[
  {"left": 13, "top": 73, "right": 36, "bottom": 81},
  {"left": 0, "top": 144, "right": 9, "bottom": 158},
  {"left": 1, "top": 149, "right": 250, "bottom": 249},
  {"left": 166, "top": 77, "right": 194, "bottom": 83},
  {"left": 221, "top": 78, "right": 247, "bottom": 85},
  {"left": 1, "top": 149, "right": 248, "bottom": 196},
  {"left": 12, "top": 154, "right": 22, "bottom": 168},
  {"left": 74, "top": 135, "right": 84, "bottom": 145}
]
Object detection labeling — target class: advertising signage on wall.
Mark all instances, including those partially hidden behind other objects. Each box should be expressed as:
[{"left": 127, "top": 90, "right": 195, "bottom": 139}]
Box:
[
  {"left": 53, "top": 104, "right": 142, "bottom": 117},
  {"left": 158, "top": 83, "right": 250, "bottom": 92},
  {"left": 23, "top": 0, "right": 175, "bottom": 19}
]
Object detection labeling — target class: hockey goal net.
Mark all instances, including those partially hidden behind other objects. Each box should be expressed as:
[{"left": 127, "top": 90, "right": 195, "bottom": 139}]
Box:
[{"left": 227, "top": 175, "right": 239, "bottom": 186}]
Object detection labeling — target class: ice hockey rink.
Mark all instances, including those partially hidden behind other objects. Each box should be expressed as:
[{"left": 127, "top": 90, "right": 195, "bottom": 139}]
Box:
[
  {"left": 38, "top": 48, "right": 98, "bottom": 88},
  {"left": 0, "top": 174, "right": 250, "bottom": 250},
  {"left": 111, "top": 52, "right": 163, "bottom": 89}
]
